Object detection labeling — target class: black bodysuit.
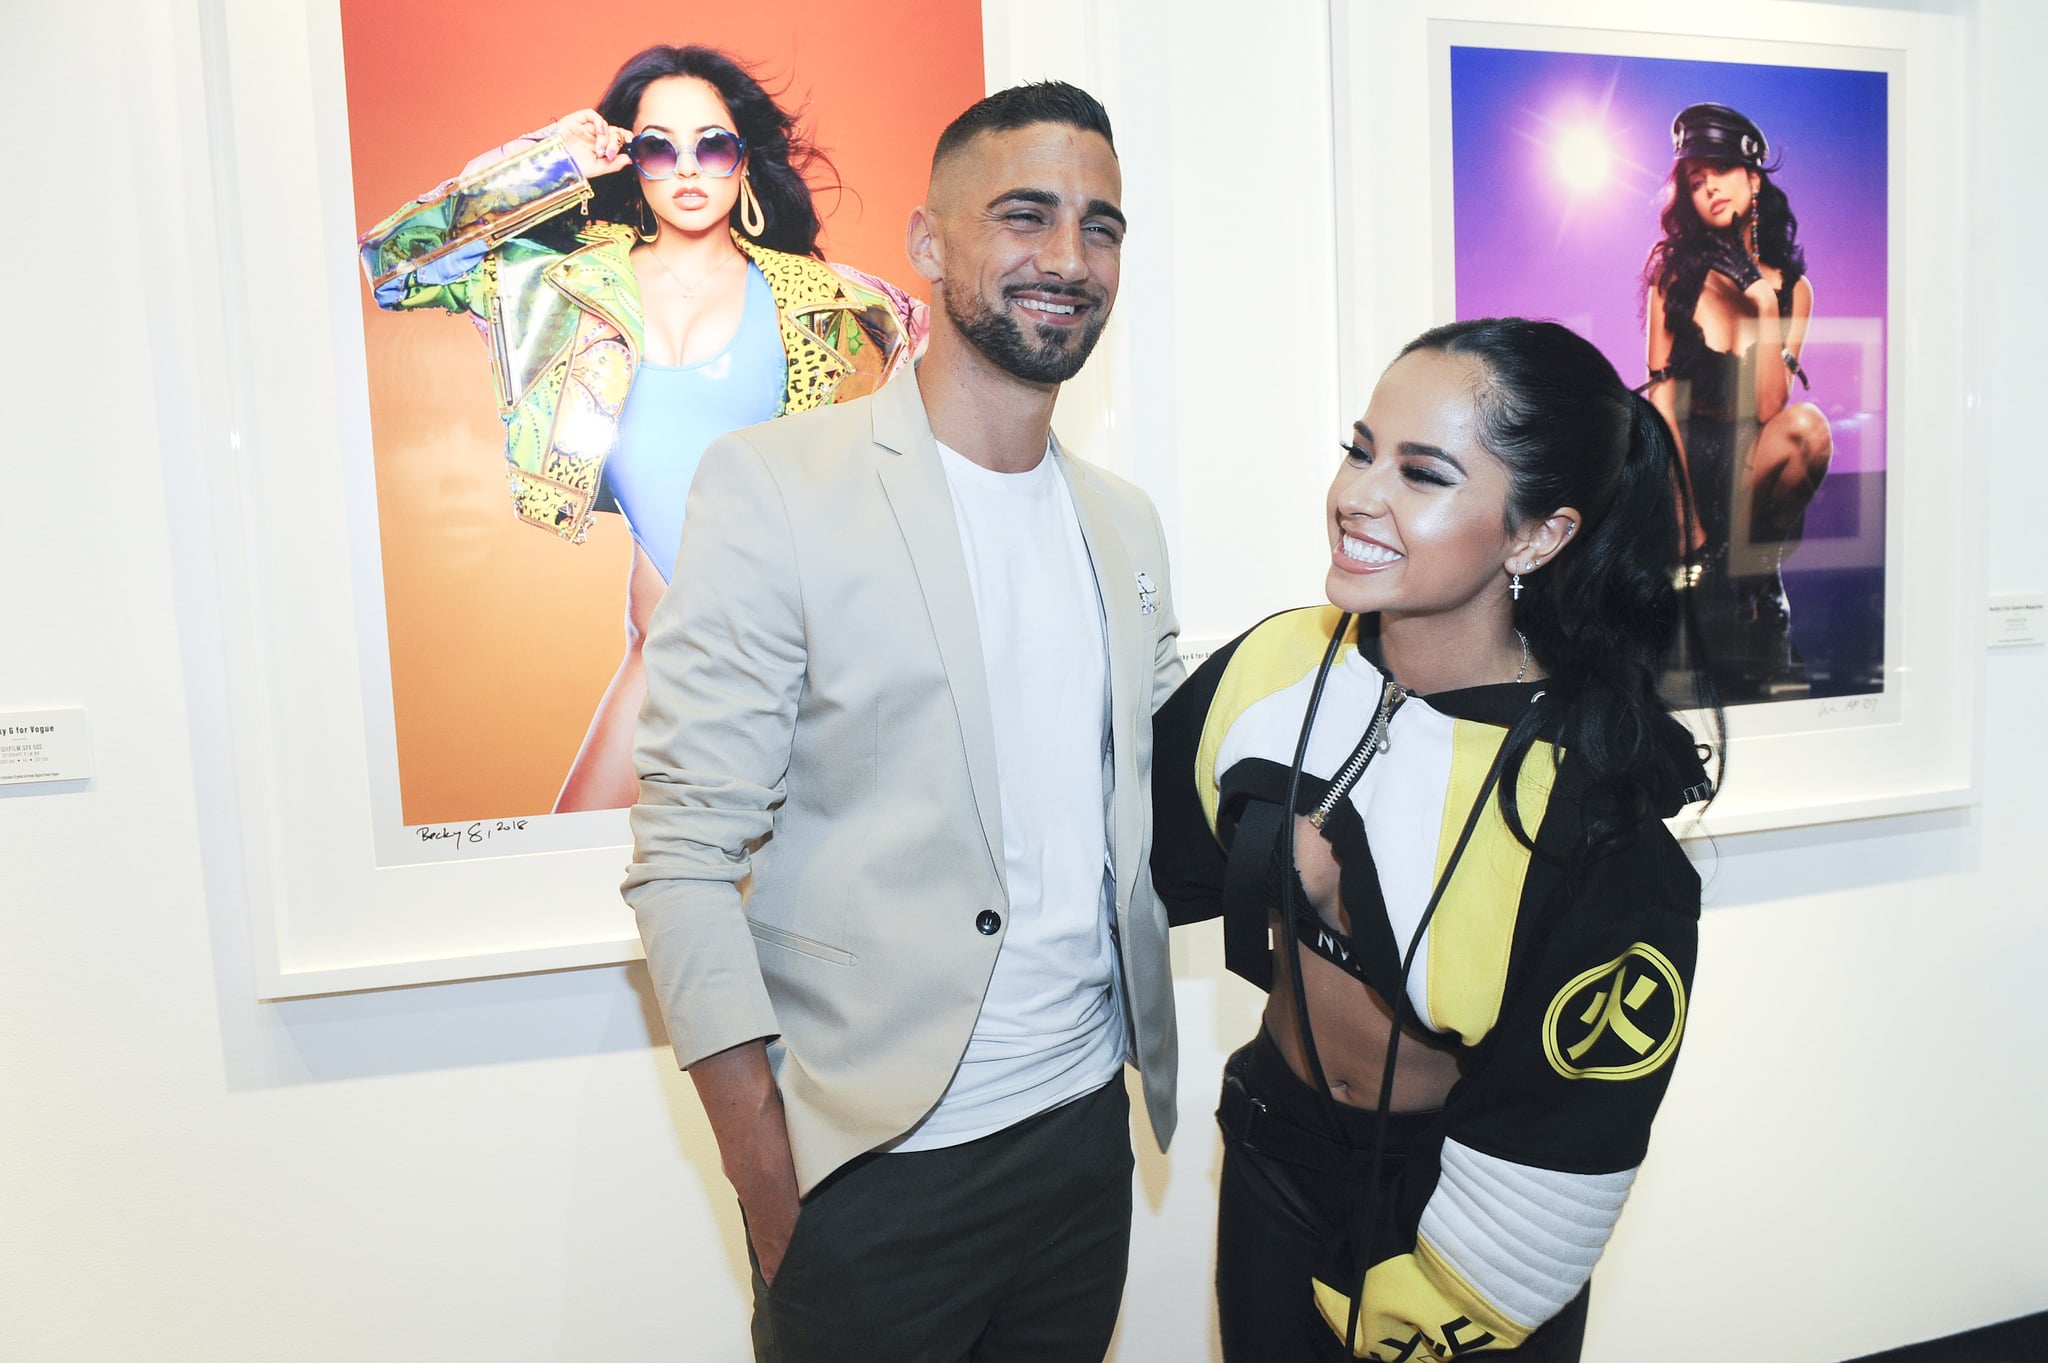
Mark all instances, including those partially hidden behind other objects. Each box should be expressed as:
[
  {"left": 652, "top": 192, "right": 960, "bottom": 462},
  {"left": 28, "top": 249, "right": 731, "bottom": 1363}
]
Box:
[{"left": 1661, "top": 266, "right": 1809, "bottom": 704}]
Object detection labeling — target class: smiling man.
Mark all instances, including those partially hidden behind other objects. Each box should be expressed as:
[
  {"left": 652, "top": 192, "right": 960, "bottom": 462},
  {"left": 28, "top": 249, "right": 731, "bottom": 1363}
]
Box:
[
  {"left": 623, "top": 83, "right": 1183, "bottom": 1363},
  {"left": 916, "top": 109, "right": 1122, "bottom": 392}
]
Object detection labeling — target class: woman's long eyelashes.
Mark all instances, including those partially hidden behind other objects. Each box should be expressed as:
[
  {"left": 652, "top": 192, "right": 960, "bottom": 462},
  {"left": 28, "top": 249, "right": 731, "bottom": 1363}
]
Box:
[
  {"left": 1339, "top": 442, "right": 1454, "bottom": 488},
  {"left": 1343, "top": 440, "right": 1458, "bottom": 489}
]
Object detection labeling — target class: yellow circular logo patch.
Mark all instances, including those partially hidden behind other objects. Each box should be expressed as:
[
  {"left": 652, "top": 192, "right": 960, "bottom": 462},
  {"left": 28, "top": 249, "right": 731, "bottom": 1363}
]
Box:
[{"left": 1542, "top": 943, "right": 1686, "bottom": 1081}]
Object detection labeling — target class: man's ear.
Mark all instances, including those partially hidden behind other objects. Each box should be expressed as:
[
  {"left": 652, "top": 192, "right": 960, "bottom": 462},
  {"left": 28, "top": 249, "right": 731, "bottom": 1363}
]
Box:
[{"left": 905, "top": 206, "right": 944, "bottom": 285}]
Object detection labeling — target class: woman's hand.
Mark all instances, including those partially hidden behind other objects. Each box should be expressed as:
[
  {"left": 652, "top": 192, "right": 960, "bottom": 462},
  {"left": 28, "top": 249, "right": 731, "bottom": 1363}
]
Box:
[
  {"left": 1699, "top": 235, "right": 1762, "bottom": 294},
  {"left": 554, "top": 108, "right": 633, "bottom": 178}
]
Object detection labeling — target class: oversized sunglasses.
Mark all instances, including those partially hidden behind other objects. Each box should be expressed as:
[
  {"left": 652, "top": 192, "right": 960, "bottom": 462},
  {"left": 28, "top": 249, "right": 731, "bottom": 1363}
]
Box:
[{"left": 624, "top": 128, "right": 747, "bottom": 180}]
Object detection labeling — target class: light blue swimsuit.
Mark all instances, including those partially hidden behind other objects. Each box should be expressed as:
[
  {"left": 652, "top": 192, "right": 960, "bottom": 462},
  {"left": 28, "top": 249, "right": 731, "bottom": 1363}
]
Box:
[{"left": 602, "top": 263, "right": 788, "bottom": 582}]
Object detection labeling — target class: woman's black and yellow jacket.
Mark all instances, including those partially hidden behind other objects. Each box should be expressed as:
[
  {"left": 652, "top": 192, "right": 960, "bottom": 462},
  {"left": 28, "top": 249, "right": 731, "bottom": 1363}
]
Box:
[{"left": 1152, "top": 607, "right": 1710, "bottom": 1357}]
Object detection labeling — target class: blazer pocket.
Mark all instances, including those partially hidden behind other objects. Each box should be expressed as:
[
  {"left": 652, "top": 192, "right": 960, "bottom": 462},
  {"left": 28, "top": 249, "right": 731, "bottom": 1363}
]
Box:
[{"left": 747, "top": 919, "right": 858, "bottom": 967}]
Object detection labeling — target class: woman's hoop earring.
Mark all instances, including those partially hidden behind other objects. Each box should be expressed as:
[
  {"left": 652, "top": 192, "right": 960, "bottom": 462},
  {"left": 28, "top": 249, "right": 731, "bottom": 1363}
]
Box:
[
  {"left": 635, "top": 196, "right": 660, "bottom": 244},
  {"left": 739, "top": 171, "right": 767, "bottom": 238}
]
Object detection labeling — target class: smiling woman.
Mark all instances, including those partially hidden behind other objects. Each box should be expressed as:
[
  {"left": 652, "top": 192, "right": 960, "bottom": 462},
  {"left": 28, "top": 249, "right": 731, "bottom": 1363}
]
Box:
[
  {"left": 357, "top": 43, "right": 926, "bottom": 814},
  {"left": 1323, "top": 352, "right": 1576, "bottom": 676},
  {"left": 1153, "top": 318, "right": 1723, "bottom": 1362}
]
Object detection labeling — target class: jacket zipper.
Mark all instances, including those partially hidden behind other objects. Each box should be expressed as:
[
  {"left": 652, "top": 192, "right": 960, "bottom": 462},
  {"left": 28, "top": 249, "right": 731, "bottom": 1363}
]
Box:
[
  {"left": 488, "top": 298, "right": 514, "bottom": 409},
  {"left": 480, "top": 254, "right": 514, "bottom": 410},
  {"left": 1309, "top": 680, "right": 1408, "bottom": 828}
]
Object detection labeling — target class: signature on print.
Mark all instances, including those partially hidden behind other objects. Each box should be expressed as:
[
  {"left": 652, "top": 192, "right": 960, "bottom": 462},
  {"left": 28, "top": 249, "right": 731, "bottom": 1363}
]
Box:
[{"left": 413, "top": 818, "right": 533, "bottom": 851}]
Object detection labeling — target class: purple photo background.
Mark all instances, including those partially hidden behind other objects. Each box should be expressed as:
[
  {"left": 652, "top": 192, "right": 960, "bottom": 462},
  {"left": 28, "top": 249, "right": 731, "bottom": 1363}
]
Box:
[
  {"left": 1448, "top": 46, "right": 1888, "bottom": 475},
  {"left": 1448, "top": 44, "right": 1890, "bottom": 699}
]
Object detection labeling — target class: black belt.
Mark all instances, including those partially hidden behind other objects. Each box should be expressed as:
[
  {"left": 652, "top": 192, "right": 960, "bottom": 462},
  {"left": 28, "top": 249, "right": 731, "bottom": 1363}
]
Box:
[{"left": 1216, "top": 1071, "right": 1368, "bottom": 1180}]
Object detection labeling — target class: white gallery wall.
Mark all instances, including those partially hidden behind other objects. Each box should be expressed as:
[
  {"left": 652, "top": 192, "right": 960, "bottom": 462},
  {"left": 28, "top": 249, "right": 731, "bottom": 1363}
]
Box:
[{"left": 2, "top": 0, "right": 2040, "bottom": 1360}]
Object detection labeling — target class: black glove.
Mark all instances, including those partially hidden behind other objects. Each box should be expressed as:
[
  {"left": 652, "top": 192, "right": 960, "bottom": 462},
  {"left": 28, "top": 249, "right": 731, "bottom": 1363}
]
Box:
[{"left": 1700, "top": 236, "right": 1762, "bottom": 293}]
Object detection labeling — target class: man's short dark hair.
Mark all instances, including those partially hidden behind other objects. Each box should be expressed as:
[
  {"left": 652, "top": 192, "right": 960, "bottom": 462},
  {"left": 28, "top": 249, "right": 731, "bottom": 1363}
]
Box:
[{"left": 932, "top": 81, "right": 1116, "bottom": 175}]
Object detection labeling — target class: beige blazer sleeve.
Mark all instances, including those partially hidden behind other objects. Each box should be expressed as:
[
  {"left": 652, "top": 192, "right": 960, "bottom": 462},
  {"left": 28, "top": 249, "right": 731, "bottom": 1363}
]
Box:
[{"left": 621, "top": 432, "right": 801, "bottom": 1069}]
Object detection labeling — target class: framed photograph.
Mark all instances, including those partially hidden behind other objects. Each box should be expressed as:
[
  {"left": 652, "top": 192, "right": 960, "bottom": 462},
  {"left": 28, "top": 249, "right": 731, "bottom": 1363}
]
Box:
[
  {"left": 192, "top": 0, "right": 1017, "bottom": 997},
  {"left": 1449, "top": 44, "right": 1888, "bottom": 710},
  {"left": 1331, "top": 0, "right": 1975, "bottom": 834}
]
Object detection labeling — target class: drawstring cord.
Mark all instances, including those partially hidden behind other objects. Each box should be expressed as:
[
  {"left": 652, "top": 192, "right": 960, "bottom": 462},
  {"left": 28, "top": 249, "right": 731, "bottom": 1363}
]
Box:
[{"left": 1276, "top": 610, "right": 1521, "bottom": 1355}]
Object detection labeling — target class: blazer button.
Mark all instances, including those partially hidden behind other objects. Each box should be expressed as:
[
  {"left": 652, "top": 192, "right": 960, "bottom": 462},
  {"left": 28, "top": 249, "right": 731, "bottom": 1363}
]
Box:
[{"left": 975, "top": 909, "right": 1003, "bottom": 936}]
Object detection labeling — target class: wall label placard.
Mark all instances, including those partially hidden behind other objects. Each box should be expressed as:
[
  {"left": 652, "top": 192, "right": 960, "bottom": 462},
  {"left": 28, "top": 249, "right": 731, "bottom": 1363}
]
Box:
[
  {"left": 1987, "top": 594, "right": 2046, "bottom": 648},
  {"left": 0, "top": 708, "right": 92, "bottom": 786}
]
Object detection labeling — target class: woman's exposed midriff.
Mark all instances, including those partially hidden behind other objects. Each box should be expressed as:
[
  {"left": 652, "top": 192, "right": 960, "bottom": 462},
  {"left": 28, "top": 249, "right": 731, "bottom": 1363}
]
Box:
[{"left": 1263, "top": 812, "right": 1463, "bottom": 1113}]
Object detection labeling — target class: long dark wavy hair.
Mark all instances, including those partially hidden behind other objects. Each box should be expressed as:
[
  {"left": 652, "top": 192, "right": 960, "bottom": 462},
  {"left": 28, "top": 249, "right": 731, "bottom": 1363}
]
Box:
[
  {"left": 538, "top": 45, "right": 831, "bottom": 258},
  {"left": 1398, "top": 318, "right": 1724, "bottom": 856},
  {"left": 1640, "top": 156, "right": 1806, "bottom": 324}
]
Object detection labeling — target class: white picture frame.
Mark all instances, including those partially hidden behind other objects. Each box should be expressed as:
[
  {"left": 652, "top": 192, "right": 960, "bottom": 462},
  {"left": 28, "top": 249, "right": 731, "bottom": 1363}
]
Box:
[
  {"left": 188, "top": 0, "right": 1115, "bottom": 998},
  {"left": 1331, "top": 0, "right": 1976, "bottom": 836}
]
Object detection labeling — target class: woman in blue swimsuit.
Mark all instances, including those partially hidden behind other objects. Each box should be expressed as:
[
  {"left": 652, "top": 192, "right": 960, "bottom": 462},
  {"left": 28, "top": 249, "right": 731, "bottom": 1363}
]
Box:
[{"left": 360, "top": 45, "right": 923, "bottom": 811}]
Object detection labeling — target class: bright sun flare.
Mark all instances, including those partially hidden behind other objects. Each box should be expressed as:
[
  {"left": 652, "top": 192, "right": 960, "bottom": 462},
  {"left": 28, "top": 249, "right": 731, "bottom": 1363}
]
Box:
[{"left": 1555, "top": 125, "right": 1613, "bottom": 193}]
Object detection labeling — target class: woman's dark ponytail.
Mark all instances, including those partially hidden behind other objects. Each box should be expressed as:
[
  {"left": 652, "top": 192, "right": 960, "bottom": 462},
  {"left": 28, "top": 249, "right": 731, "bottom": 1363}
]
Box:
[{"left": 1400, "top": 318, "right": 1724, "bottom": 857}]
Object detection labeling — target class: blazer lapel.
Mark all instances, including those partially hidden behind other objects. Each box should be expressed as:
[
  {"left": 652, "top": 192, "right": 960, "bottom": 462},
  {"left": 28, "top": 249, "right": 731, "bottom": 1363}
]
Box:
[
  {"left": 1057, "top": 439, "right": 1142, "bottom": 893},
  {"left": 871, "top": 372, "right": 1007, "bottom": 890}
]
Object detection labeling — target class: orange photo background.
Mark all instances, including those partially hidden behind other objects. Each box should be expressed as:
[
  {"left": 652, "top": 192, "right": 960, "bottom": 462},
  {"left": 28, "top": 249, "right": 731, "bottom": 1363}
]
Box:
[{"left": 340, "top": 0, "right": 985, "bottom": 825}]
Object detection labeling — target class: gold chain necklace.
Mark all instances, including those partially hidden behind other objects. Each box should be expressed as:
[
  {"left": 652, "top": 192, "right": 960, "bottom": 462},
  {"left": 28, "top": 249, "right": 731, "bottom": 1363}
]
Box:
[{"left": 642, "top": 243, "right": 742, "bottom": 301}]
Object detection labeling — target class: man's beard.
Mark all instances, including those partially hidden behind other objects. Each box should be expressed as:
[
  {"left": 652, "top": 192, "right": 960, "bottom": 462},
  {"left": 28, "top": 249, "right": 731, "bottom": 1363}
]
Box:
[{"left": 944, "top": 284, "right": 1108, "bottom": 384}]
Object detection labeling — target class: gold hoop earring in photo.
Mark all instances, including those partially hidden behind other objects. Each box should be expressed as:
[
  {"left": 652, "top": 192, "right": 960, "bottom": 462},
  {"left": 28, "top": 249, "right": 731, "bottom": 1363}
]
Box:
[{"left": 739, "top": 172, "right": 767, "bottom": 238}]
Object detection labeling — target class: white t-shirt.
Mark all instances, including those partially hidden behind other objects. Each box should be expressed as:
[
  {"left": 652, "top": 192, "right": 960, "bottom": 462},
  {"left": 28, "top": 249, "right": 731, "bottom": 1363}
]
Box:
[{"left": 890, "top": 439, "right": 1126, "bottom": 1152}]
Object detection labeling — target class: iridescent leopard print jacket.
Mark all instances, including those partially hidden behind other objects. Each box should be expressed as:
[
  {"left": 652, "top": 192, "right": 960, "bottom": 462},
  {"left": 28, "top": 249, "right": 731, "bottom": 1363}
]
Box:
[{"left": 358, "top": 134, "right": 927, "bottom": 543}]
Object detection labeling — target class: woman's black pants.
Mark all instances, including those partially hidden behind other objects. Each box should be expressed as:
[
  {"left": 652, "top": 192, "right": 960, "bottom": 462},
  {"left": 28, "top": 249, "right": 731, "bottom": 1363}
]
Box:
[{"left": 1214, "top": 1029, "right": 1589, "bottom": 1362}]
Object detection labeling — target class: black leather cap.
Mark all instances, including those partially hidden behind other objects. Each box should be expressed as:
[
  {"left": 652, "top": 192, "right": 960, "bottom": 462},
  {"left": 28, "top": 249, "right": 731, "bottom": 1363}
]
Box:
[{"left": 1671, "top": 103, "right": 1768, "bottom": 167}]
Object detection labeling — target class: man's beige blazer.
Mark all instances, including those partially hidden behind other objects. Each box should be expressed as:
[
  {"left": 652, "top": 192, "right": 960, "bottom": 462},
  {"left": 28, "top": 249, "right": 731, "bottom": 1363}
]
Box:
[{"left": 623, "top": 369, "right": 1182, "bottom": 1195}]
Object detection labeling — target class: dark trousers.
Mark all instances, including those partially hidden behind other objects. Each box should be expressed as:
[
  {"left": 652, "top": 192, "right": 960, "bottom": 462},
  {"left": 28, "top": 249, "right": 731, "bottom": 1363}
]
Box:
[
  {"left": 749, "top": 1077, "right": 1135, "bottom": 1363},
  {"left": 1215, "top": 1031, "right": 1588, "bottom": 1363}
]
